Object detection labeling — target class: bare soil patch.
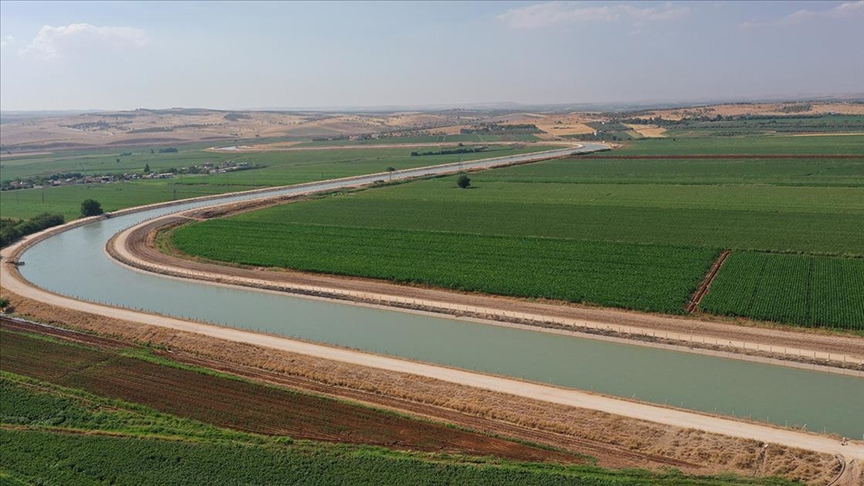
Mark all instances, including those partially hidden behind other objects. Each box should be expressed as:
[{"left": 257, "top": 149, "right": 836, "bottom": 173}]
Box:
[
  {"left": 636, "top": 102, "right": 864, "bottom": 121},
  {"left": 624, "top": 124, "right": 667, "bottom": 138}
]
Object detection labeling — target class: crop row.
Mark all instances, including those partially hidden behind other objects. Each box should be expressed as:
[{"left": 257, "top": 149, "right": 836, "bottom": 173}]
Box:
[
  {"left": 173, "top": 222, "right": 718, "bottom": 314},
  {"left": 480, "top": 156, "right": 864, "bottom": 187},
  {"left": 592, "top": 134, "right": 864, "bottom": 156},
  {"left": 240, "top": 190, "right": 864, "bottom": 256},
  {"left": 699, "top": 252, "right": 864, "bottom": 330},
  {"left": 3, "top": 429, "right": 778, "bottom": 486}
]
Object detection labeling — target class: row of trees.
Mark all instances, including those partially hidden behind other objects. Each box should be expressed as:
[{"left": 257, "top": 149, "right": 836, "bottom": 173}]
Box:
[
  {"left": 0, "top": 199, "right": 104, "bottom": 246},
  {"left": 0, "top": 213, "right": 65, "bottom": 247},
  {"left": 0, "top": 199, "right": 102, "bottom": 247},
  {"left": 410, "top": 146, "right": 487, "bottom": 157}
]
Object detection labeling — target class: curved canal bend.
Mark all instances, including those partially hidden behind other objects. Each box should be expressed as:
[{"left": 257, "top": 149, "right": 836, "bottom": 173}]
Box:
[{"left": 12, "top": 145, "right": 864, "bottom": 438}]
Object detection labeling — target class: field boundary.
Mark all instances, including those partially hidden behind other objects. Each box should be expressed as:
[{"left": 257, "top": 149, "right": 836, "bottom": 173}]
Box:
[{"left": 687, "top": 250, "right": 730, "bottom": 313}]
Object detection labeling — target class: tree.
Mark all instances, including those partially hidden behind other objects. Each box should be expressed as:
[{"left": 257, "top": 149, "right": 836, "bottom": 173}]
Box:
[
  {"left": 386, "top": 167, "right": 396, "bottom": 180},
  {"left": 80, "top": 199, "right": 104, "bottom": 217},
  {"left": 457, "top": 174, "right": 471, "bottom": 189},
  {"left": 150, "top": 148, "right": 155, "bottom": 154},
  {"left": 144, "top": 164, "right": 151, "bottom": 174}
]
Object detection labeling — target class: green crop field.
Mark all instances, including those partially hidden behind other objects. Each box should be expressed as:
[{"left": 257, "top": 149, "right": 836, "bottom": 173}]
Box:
[
  {"left": 482, "top": 157, "right": 864, "bottom": 187},
  {"left": 0, "top": 141, "right": 225, "bottom": 181},
  {"left": 2, "top": 429, "right": 788, "bottom": 486},
  {"left": 659, "top": 115, "right": 864, "bottom": 137},
  {"left": 660, "top": 115, "right": 864, "bottom": 138},
  {"left": 699, "top": 252, "right": 864, "bottom": 330},
  {"left": 172, "top": 131, "right": 864, "bottom": 328},
  {"left": 215, "top": 157, "right": 864, "bottom": 251},
  {"left": 173, "top": 222, "right": 718, "bottom": 314},
  {"left": 594, "top": 134, "right": 864, "bottom": 155},
  {"left": 0, "top": 144, "right": 555, "bottom": 220},
  {"left": 234, "top": 182, "right": 864, "bottom": 255},
  {"left": 0, "top": 182, "right": 253, "bottom": 220}
]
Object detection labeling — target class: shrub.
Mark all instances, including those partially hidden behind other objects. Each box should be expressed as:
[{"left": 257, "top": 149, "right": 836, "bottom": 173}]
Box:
[
  {"left": 457, "top": 175, "right": 471, "bottom": 189},
  {"left": 81, "top": 199, "right": 104, "bottom": 217}
]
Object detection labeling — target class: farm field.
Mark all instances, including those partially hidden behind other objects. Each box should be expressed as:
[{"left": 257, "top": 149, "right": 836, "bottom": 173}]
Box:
[
  {"left": 173, "top": 222, "right": 718, "bottom": 314},
  {"left": 170, "top": 131, "right": 864, "bottom": 329},
  {"left": 700, "top": 253, "right": 864, "bottom": 331},
  {"left": 230, "top": 182, "right": 864, "bottom": 255},
  {"left": 2, "top": 429, "right": 789, "bottom": 486},
  {"left": 658, "top": 115, "right": 864, "bottom": 138},
  {"left": 0, "top": 138, "right": 549, "bottom": 182},
  {"left": 0, "top": 326, "right": 789, "bottom": 486},
  {"left": 0, "top": 143, "right": 555, "bottom": 220},
  {"left": 0, "top": 181, "right": 253, "bottom": 221},
  {"left": 0, "top": 141, "right": 223, "bottom": 181},
  {"left": 481, "top": 157, "right": 864, "bottom": 187},
  {"left": 595, "top": 134, "right": 864, "bottom": 156}
]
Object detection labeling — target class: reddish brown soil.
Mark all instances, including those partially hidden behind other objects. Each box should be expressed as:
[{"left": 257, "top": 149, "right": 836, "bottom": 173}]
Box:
[{"left": 0, "top": 328, "right": 115, "bottom": 381}]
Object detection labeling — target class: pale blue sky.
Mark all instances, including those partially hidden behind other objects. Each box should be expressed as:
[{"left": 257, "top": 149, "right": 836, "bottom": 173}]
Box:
[{"left": 1, "top": 1, "right": 862, "bottom": 110}]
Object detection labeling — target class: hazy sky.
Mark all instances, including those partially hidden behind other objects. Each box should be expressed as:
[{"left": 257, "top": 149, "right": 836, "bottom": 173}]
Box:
[{"left": 1, "top": 1, "right": 862, "bottom": 110}]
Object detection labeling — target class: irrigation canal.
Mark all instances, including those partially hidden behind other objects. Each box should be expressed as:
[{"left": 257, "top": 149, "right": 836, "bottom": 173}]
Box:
[{"left": 14, "top": 145, "right": 864, "bottom": 438}]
